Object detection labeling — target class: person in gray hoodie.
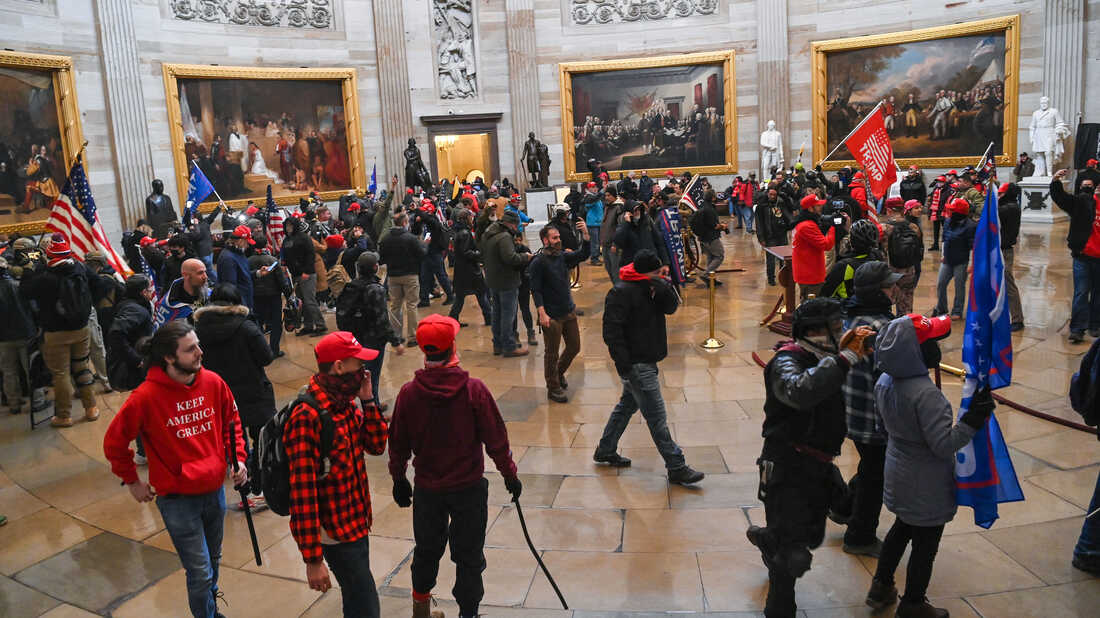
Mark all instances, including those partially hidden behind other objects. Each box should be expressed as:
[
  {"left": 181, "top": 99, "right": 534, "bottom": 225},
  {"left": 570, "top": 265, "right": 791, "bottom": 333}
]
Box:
[{"left": 867, "top": 314, "right": 995, "bottom": 618}]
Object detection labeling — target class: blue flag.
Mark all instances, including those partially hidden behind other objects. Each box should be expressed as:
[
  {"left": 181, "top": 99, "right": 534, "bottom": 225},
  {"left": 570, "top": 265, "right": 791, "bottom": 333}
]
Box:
[
  {"left": 955, "top": 183, "right": 1024, "bottom": 528},
  {"left": 656, "top": 206, "right": 687, "bottom": 287},
  {"left": 369, "top": 163, "right": 377, "bottom": 194},
  {"left": 186, "top": 161, "right": 214, "bottom": 218}
]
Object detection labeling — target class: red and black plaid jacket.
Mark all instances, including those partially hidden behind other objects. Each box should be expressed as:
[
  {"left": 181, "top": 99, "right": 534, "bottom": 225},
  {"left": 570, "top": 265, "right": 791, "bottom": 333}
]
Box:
[{"left": 285, "top": 376, "right": 388, "bottom": 563}]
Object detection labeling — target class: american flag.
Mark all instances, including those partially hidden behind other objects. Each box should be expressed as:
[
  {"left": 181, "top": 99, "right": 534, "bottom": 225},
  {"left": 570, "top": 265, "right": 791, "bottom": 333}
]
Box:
[
  {"left": 45, "top": 157, "right": 132, "bottom": 276},
  {"left": 976, "top": 142, "right": 997, "bottom": 184},
  {"left": 678, "top": 174, "right": 704, "bottom": 212},
  {"left": 264, "top": 184, "right": 285, "bottom": 251}
]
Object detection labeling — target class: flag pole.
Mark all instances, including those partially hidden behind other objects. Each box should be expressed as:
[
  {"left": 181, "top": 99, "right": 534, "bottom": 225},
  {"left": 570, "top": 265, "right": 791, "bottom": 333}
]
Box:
[{"left": 818, "top": 102, "right": 884, "bottom": 166}]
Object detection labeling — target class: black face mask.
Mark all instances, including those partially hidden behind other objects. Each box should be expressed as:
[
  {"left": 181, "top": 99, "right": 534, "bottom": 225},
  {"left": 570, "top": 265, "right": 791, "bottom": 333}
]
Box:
[
  {"left": 1081, "top": 186, "right": 1095, "bottom": 196},
  {"left": 920, "top": 339, "right": 942, "bottom": 369}
]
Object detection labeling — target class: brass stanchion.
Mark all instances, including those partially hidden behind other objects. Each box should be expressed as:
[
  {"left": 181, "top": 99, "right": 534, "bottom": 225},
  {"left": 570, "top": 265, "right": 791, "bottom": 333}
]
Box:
[
  {"left": 700, "top": 272, "right": 724, "bottom": 349},
  {"left": 570, "top": 264, "right": 582, "bottom": 289}
]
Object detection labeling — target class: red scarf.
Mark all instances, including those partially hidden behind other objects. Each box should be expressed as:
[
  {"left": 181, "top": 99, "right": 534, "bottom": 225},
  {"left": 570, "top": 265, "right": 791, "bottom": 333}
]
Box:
[{"left": 618, "top": 263, "right": 653, "bottom": 282}]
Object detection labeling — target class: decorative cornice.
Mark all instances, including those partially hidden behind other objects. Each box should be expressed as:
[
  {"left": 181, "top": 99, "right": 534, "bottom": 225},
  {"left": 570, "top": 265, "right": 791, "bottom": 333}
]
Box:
[
  {"left": 169, "top": 0, "right": 334, "bottom": 29},
  {"left": 569, "top": 0, "right": 718, "bottom": 25}
]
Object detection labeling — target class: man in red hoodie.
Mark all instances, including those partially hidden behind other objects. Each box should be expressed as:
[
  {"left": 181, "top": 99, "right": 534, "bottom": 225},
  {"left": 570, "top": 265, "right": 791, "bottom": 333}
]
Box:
[
  {"left": 792, "top": 194, "right": 846, "bottom": 300},
  {"left": 103, "top": 320, "right": 248, "bottom": 618},
  {"left": 389, "top": 314, "right": 520, "bottom": 618}
]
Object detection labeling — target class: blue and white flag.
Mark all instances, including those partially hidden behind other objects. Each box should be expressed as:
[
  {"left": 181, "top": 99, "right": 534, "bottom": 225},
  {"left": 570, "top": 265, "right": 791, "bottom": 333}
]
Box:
[
  {"left": 186, "top": 160, "right": 214, "bottom": 219},
  {"left": 656, "top": 206, "right": 687, "bottom": 287},
  {"left": 955, "top": 182, "right": 1024, "bottom": 528},
  {"left": 368, "top": 163, "right": 377, "bottom": 195}
]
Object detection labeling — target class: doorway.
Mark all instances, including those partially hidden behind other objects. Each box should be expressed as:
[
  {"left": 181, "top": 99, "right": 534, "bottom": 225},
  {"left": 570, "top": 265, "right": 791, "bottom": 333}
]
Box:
[{"left": 434, "top": 133, "right": 492, "bottom": 185}]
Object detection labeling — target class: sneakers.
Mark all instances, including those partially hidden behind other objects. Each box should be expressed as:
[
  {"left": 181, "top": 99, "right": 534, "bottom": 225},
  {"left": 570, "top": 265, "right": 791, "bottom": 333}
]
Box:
[
  {"left": 413, "top": 597, "right": 445, "bottom": 618},
  {"left": 746, "top": 525, "right": 777, "bottom": 569},
  {"left": 527, "top": 331, "right": 539, "bottom": 346},
  {"left": 1072, "top": 555, "right": 1100, "bottom": 575},
  {"left": 503, "top": 347, "right": 528, "bottom": 357},
  {"left": 827, "top": 508, "right": 851, "bottom": 526},
  {"left": 50, "top": 416, "right": 73, "bottom": 428},
  {"left": 493, "top": 348, "right": 502, "bottom": 356},
  {"left": 547, "top": 388, "right": 568, "bottom": 403},
  {"left": 559, "top": 374, "right": 568, "bottom": 389},
  {"left": 668, "top": 465, "right": 705, "bottom": 485},
  {"left": 895, "top": 598, "right": 948, "bottom": 618},
  {"left": 84, "top": 406, "right": 99, "bottom": 422},
  {"left": 843, "top": 537, "right": 883, "bottom": 558},
  {"left": 232, "top": 496, "right": 269, "bottom": 512},
  {"left": 593, "top": 451, "right": 632, "bottom": 467},
  {"left": 1070, "top": 331, "right": 1086, "bottom": 344},
  {"left": 865, "top": 577, "right": 898, "bottom": 611}
]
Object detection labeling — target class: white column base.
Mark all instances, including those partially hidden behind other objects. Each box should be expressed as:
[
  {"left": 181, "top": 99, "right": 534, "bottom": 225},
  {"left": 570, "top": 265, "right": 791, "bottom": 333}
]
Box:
[{"left": 1018, "top": 179, "right": 1068, "bottom": 224}]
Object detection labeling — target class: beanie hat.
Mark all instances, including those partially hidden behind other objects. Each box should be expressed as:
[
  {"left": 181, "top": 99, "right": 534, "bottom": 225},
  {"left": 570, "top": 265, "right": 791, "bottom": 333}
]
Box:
[
  {"left": 884, "top": 196, "right": 905, "bottom": 211},
  {"left": 325, "top": 234, "right": 345, "bottom": 250},
  {"left": 45, "top": 237, "right": 71, "bottom": 258},
  {"left": 356, "top": 251, "right": 379, "bottom": 277},
  {"left": 632, "top": 249, "right": 661, "bottom": 274}
]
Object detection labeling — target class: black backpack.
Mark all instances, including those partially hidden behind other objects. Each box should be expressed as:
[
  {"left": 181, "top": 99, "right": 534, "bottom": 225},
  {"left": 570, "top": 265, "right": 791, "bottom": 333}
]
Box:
[
  {"left": 887, "top": 223, "right": 923, "bottom": 269},
  {"left": 55, "top": 272, "right": 93, "bottom": 330},
  {"left": 256, "top": 390, "right": 336, "bottom": 516},
  {"left": 334, "top": 280, "right": 369, "bottom": 334},
  {"left": 1070, "top": 338, "right": 1100, "bottom": 428}
]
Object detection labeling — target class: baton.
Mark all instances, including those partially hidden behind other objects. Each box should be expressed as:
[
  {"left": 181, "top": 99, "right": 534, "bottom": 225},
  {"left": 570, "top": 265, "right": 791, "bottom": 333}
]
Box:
[
  {"left": 512, "top": 496, "right": 567, "bottom": 609},
  {"left": 228, "top": 422, "right": 262, "bottom": 566},
  {"left": 1087, "top": 506, "right": 1100, "bottom": 520}
]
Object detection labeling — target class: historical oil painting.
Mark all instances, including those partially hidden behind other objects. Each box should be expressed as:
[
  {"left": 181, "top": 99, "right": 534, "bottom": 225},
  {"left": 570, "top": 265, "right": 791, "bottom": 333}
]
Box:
[
  {"left": 560, "top": 50, "right": 735, "bottom": 181},
  {"left": 813, "top": 16, "right": 1020, "bottom": 168}
]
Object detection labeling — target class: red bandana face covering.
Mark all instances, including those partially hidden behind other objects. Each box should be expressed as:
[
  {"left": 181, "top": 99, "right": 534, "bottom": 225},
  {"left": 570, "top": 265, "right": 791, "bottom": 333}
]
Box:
[{"left": 315, "top": 369, "right": 364, "bottom": 405}]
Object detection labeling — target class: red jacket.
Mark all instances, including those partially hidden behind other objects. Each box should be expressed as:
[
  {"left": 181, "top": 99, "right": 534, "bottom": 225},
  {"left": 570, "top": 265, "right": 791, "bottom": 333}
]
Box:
[
  {"left": 792, "top": 214, "right": 836, "bottom": 285},
  {"left": 103, "top": 366, "right": 247, "bottom": 496},
  {"left": 389, "top": 366, "right": 517, "bottom": 492},
  {"left": 849, "top": 183, "right": 869, "bottom": 210}
]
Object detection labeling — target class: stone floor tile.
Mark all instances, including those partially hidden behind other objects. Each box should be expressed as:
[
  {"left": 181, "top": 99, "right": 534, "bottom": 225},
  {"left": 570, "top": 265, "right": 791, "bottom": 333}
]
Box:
[
  {"left": 983, "top": 516, "right": 1095, "bottom": 585},
  {"left": 486, "top": 505, "right": 623, "bottom": 551},
  {"left": 517, "top": 446, "right": 620, "bottom": 476},
  {"left": 623, "top": 507, "right": 749, "bottom": 552},
  {"left": 0, "top": 575, "right": 60, "bottom": 617},
  {"left": 668, "top": 471, "right": 759, "bottom": 509},
  {"left": 571, "top": 420, "right": 677, "bottom": 449},
  {"left": 553, "top": 475, "right": 668, "bottom": 510},
  {"left": 112, "top": 565, "right": 322, "bottom": 618},
  {"left": 0, "top": 508, "right": 100, "bottom": 575},
  {"left": 37, "top": 603, "right": 103, "bottom": 618},
  {"left": 1029, "top": 465, "right": 1099, "bottom": 509},
  {"left": 801, "top": 597, "right": 979, "bottom": 617},
  {"left": 1010, "top": 429, "right": 1100, "bottom": 469},
  {"left": 524, "top": 551, "right": 704, "bottom": 611},
  {"left": 619, "top": 445, "right": 730, "bottom": 477},
  {"left": 504, "top": 421, "right": 581, "bottom": 447},
  {"left": 674, "top": 420, "right": 764, "bottom": 447},
  {"left": 941, "top": 480, "right": 1083, "bottom": 535},
  {"left": 72, "top": 490, "right": 164, "bottom": 541},
  {"left": 485, "top": 472, "right": 563, "bottom": 507},
  {"left": 388, "top": 547, "right": 536, "bottom": 607},
  {"left": 0, "top": 479, "right": 49, "bottom": 524},
  {"left": 965, "top": 578, "right": 1100, "bottom": 617}
]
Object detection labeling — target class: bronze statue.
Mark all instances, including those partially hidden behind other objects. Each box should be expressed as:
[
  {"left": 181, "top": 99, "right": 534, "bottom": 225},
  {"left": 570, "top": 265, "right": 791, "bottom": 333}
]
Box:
[
  {"left": 536, "top": 141, "right": 551, "bottom": 188},
  {"left": 403, "top": 138, "right": 431, "bottom": 191},
  {"left": 145, "top": 179, "right": 177, "bottom": 239},
  {"left": 520, "top": 132, "right": 545, "bottom": 188}
]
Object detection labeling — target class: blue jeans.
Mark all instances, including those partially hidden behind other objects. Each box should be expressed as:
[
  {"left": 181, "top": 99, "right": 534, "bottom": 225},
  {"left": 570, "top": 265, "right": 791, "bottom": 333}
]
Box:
[
  {"left": 419, "top": 251, "right": 453, "bottom": 303},
  {"left": 739, "top": 204, "right": 755, "bottom": 233},
  {"left": 1071, "top": 257, "right": 1100, "bottom": 334},
  {"left": 490, "top": 287, "right": 519, "bottom": 352},
  {"left": 1074, "top": 467, "right": 1100, "bottom": 564},
  {"left": 201, "top": 254, "right": 217, "bottom": 283},
  {"left": 322, "top": 537, "right": 381, "bottom": 618},
  {"left": 596, "top": 363, "right": 686, "bottom": 470},
  {"left": 588, "top": 226, "right": 602, "bottom": 260},
  {"left": 934, "top": 262, "right": 968, "bottom": 316},
  {"left": 156, "top": 489, "right": 226, "bottom": 618}
]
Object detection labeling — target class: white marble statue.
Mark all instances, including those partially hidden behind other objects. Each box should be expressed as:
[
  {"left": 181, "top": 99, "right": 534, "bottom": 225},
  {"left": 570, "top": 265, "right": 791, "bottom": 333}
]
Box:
[
  {"left": 1028, "top": 96, "right": 1071, "bottom": 178},
  {"left": 760, "top": 120, "right": 783, "bottom": 174}
]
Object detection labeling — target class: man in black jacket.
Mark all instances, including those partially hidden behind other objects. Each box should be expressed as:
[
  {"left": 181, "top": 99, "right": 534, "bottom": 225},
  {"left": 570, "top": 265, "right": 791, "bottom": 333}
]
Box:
[
  {"left": 756, "top": 186, "right": 795, "bottom": 286},
  {"left": 336, "top": 251, "right": 405, "bottom": 409},
  {"left": 548, "top": 204, "right": 580, "bottom": 251},
  {"left": 182, "top": 204, "right": 221, "bottom": 283},
  {"left": 530, "top": 220, "right": 590, "bottom": 403},
  {"left": 1052, "top": 169, "right": 1100, "bottom": 342},
  {"left": 594, "top": 250, "right": 703, "bottom": 485},
  {"left": 746, "top": 297, "right": 872, "bottom": 618},
  {"left": 20, "top": 236, "right": 99, "bottom": 427},
  {"left": 282, "top": 217, "right": 326, "bottom": 335},
  {"left": 997, "top": 182, "right": 1024, "bottom": 332},
  {"left": 448, "top": 208, "right": 492, "bottom": 327},
  {"left": 692, "top": 190, "right": 727, "bottom": 286},
  {"left": 1076, "top": 158, "right": 1100, "bottom": 194},
  {"left": 413, "top": 203, "right": 454, "bottom": 307},
  {"left": 248, "top": 248, "right": 293, "bottom": 356},
  {"left": 613, "top": 200, "right": 669, "bottom": 267},
  {"left": 0, "top": 256, "right": 45, "bottom": 414},
  {"left": 379, "top": 210, "right": 428, "bottom": 346},
  {"left": 899, "top": 167, "right": 926, "bottom": 205}
]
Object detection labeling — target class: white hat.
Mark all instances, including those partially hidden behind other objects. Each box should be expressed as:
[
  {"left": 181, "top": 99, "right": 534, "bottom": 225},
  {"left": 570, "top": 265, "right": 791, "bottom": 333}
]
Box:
[{"left": 553, "top": 203, "right": 570, "bottom": 214}]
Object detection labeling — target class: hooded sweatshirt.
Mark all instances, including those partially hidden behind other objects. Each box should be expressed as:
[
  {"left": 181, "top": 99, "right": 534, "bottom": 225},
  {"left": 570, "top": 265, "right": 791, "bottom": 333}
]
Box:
[
  {"left": 103, "top": 366, "right": 248, "bottom": 495},
  {"left": 874, "top": 317, "right": 977, "bottom": 526},
  {"left": 388, "top": 366, "right": 517, "bottom": 491}
]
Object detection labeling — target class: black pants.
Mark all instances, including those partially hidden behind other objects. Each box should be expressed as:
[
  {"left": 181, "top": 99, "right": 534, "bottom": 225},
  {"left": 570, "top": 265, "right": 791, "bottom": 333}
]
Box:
[
  {"left": 517, "top": 281, "right": 534, "bottom": 334},
  {"left": 873, "top": 518, "right": 946, "bottom": 604},
  {"left": 322, "top": 537, "right": 381, "bottom": 618},
  {"left": 931, "top": 220, "right": 942, "bottom": 249},
  {"left": 449, "top": 287, "right": 492, "bottom": 325},
  {"left": 764, "top": 241, "right": 784, "bottom": 283},
  {"left": 361, "top": 338, "right": 386, "bottom": 406},
  {"left": 419, "top": 251, "right": 453, "bottom": 303},
  {"left": 253, "top": 294, "right": 283, "bottom": 355},
  {"left": 412, "top": 478, "right": 488, "bottom": 617},
  {"left": 844, "top": 442, "right": 886, "bottom": 546}
]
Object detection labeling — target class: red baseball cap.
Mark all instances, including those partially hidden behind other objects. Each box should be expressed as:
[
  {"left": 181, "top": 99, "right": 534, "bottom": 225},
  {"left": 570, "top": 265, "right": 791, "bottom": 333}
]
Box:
[
  {"left": 907, "top": 313, "right": 952, "bottom": 343},
  {"left": 315, "top": 331, "right": 379, "bottom": 363},
  {"left": 665, "top": 170, "right": 674, "bottom": 176},
  {"left": 904, "top": 199, "right": 922, "bottom": 212},
  {"left": 947, "top": 169, "right": 958, "bottom": 176},
  {"left": 997, "top": 183, "right": 1010, "bottom": 195},
  {"left": 139, "top": 236, "right": 156, "bottom": 247},
  {"left": 852, "top": 171, "right": 864, "bottom": 180},
  {"left": 348, "top": 202, "right": 361, "bottom": 212},
  {"left": 586, "top": 181, "right": 596, "bottom": 188},
  {"left": 1089, "top": 159, "right": 1099, "bottom": 167},
  {"left": 416, "top": 314, "right": 461, "bottom": 354},
  {"left": 948, "top": 197, "right": 971, "bottom": 215},
  {"left": 908, "top": 165, "right": 919, "bottom": 171},
  {"left": 231, "top": 225, "right": 256, "bottom": 245},
  {"left": 799, "top": 194, "right": 826, "bottom": 210},
  {"left": 406, "top": 188, "right": 414, "bottom": 194},
  {"left": 935, "top": 175, "right": 947, "bottom": 182},
  {"left": 245, "top": 205, "right": 260, "bottom": 216},
  {"left": 324, "top": 234, "right": 345, "bottom": 249}
]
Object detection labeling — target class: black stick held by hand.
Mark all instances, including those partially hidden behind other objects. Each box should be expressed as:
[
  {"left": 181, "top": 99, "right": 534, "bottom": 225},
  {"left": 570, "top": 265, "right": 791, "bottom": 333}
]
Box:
[
  {"left": 228, "top": 421, "right": 262, "bottom": 566},
  {"left": 513, "top": 496, "right": 567, "bottom": 609}
]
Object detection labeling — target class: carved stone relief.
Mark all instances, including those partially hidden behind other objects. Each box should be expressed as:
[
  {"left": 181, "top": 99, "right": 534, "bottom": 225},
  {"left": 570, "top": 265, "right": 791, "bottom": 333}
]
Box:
[
  {"left": 169, "top": 0, "right": 334, "bottom": 29},
  {"left": 569, "top": 0, "right": 718, "bottom": 25},
  {"left": 432, "top": 0, "right": 478, "bottom": 99}
]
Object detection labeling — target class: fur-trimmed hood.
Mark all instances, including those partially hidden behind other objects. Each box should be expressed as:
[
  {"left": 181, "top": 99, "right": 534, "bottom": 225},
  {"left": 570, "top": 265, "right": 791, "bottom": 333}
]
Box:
[{"left": 193, "top": 303, "right": 251, "bottom": 345}]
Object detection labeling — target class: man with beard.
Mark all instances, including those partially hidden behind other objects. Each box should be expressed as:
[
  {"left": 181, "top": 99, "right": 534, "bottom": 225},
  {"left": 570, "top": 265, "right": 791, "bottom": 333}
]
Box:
[
  {"left": 529, "top": 219, "right": 590, "bottom": 403},
  {"left": 548, "top": 204, "right": 580, "bottom": 251},
  {"left": 899, "top": 166, "right": 926, "bottom": 205}
]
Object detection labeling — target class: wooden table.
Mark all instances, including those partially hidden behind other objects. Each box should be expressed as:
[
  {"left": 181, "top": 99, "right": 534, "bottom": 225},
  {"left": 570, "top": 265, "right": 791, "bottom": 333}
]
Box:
[{"left": 761, "top": 245, "right": 795, "bottom": 336}]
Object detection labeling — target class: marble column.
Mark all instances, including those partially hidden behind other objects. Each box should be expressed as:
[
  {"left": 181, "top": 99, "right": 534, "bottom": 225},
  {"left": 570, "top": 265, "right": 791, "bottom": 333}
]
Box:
[
  {"left": 372, "top": 0, "right": 415, "bottom": 191},
  {"left": 506, "top": 0, "right": 539, "bottom": 191},
  {"left": 1041, "top": 0, "right": 1084, "bottom": 162},
  {"left": 94, "top": 0, "right": 155, "bottom": 228},
  {"left": 756, "top": 0, "right": 789, "bottom": 175}
]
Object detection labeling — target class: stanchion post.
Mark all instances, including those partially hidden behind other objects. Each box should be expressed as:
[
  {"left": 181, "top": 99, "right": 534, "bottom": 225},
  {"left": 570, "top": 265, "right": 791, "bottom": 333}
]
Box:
[{"left": 700, "top": 272, "right": 724, "bottom": 349}]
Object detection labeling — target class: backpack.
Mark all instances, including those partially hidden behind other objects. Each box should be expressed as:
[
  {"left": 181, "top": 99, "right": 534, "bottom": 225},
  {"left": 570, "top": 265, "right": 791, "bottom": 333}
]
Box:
[
  {"left": 256, "top": 390, "right": 336, "bottom": 516},
  {"left": 325, "top": 251, "right": 350, "bottom": 299},
  {"left": 334, "top": 281, "right": 368, "bottom": 334},
  {"left": 887, "top": 222, "right": 923, "bottom": 269},
  {"left": 54, "top": 272, "right": 93, "bottom": 329},
  {"left": 95, "top": 274, "right": 124, "bottom": 311},
  {"left": 1069, "top": 338, "right": 1100, "bottom": 427},
  {"left": 282, "top": 295, "right": 302, "bottom": 332}
]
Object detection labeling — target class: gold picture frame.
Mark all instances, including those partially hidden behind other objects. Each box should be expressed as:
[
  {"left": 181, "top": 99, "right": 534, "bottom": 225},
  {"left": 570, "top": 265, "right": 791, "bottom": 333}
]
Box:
[
  {"left": 559, "top": 50, "right": 737, "bottom": 182},
  {"left": 0, "top": 50, "right": 84, "bottom": 236},
  {"left": 162, "top": 63, "right": 366, "bottom": 213},
  {"left": 812, "top": 15, "right": 1021, "bottom": 170}
]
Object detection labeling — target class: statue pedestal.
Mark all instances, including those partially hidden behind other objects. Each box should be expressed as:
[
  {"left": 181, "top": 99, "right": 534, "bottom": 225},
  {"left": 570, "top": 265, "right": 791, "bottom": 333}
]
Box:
[
  {"left": 1018, "top": 177, "right": 1067, "bottom": 224},
  {"left": 524, "top": 187, "right": 555, "bottom": 224}
]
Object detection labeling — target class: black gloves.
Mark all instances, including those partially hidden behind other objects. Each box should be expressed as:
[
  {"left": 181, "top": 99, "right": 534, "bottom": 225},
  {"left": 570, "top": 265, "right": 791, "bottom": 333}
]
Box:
[
  {"left": 504, "top": 476, "right": 523, "bottom": 501},
  {"left": 961, "top": 387, "right": 996, "bottom": 430},
  {"left": 392, "top": 476, "right": 412, "bottom": 508}
]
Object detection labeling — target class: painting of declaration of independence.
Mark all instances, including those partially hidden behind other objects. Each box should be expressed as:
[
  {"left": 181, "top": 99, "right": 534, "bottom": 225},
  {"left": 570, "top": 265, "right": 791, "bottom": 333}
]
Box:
[
  {"left": 175, "top": 78, "right": 353, "bottom": 205},
  {"left": 824, "top": 32, "right": 1009, "bottom": 160},
  {"left": 563, "top": 51, "right": 734, "bottom": 180},
  {"left": 0, "top": 67, "right": 68, "bottom": 227}
]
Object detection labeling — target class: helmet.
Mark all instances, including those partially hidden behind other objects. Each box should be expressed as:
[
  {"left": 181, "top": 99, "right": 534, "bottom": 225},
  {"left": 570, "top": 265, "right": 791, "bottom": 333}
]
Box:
[
  {"left": 848, "top": 219, "right": 879, "bottom": 253},
  {"left": 791, "top": 297, "right": 845, "bottom": 343}
]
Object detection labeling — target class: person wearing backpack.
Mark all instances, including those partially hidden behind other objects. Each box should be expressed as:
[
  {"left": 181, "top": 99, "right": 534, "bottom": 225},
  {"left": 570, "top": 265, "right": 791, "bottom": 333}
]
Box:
[
  {"left": 1070, "top": 339, "right": 1100, "bottom": 575},
  {"left": 103, "top": 320, "right": 249, "bottom": 618},
  {"left": 881, "top": 197, "right": 923, "bottom": 315},
  {"left": 388, "top": 314, "right": 521, "bottom": 618},
  {"left": 336, "top": 252, "right": 405, "bottom": 410},
  {"left": 284, "top": 331, "right": 388, "bottom": 617},
  {"left": 20, "top": 236, "right": 99, "bottom": 427}
]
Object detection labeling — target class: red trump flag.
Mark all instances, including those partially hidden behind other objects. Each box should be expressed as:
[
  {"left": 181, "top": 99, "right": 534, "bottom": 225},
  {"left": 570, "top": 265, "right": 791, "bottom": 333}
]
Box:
[{"left": 844, "top": 107, "right": 897, "bottom": 199}]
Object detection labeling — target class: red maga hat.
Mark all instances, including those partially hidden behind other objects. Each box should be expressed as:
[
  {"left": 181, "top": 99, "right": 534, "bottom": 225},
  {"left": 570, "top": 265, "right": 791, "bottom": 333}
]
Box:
[
  {"left": 799, "top": 194, "right": 826, "bottom": 210},
  {"left": 908, "top": 313, "right": 952, "bottom": 343},
  {"left": 315, "top": 331, "right": 379, "bottom": 363},
  {"left": 230, "top": 225, "right": 256, "bottom": 245}
]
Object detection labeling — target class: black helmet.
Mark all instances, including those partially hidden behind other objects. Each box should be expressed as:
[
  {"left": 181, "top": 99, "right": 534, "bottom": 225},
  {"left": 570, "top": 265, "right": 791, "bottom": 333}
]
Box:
[
  {"left": 848, "top": 219, "right": 879, "bottom": 254},
  {"left": 791, "top": 297, "right": 844, "bottom": 341}
]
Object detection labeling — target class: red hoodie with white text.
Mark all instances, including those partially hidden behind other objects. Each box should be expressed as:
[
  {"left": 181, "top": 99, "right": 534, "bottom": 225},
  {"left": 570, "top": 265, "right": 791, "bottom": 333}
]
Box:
[{"left": 103, "top": 366, "right": 248, "bottom": 495}]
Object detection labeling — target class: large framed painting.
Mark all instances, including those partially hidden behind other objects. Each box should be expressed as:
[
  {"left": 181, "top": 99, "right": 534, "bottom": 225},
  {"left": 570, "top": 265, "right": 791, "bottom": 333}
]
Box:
[
  {"left": 0, "top": 50, "right": 84, "bottom": 235},
  {"left": 162, "top": 64, "right": 366, "bottom": 212},
  {"left": 812, "top": 15, "right": 1020, "bottom": 170},
  {"left": 559, "top": 50, "right": 736, "bottom": 182}
]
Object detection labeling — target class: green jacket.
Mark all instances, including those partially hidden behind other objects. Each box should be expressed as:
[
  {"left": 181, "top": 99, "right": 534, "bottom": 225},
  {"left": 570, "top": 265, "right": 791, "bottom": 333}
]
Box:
[
  {"left": 963, "top": 188, "right": 984, "bottom": 221},
  {"left": 372, "top": 191, "right": 395, "bottom": 242},
  {"left": 481, "top": 222, "right": 528, "bottom": 290}
]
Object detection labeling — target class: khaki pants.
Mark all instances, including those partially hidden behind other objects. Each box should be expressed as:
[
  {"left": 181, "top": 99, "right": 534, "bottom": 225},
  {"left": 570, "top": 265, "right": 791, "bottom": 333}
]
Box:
[
  {"left": 388, "top": 274, "right": 421, "bottom": 342},
  {"left": 87, "top": 307, "right": 107, "bottom": 378},
  {"left": 543, "top": 312, "right": 580, "bottom": 391},
  {"left": 42, "top": 328, "right": 96, "bottom": 419},
  {"left": 1004, "top": 248, "right": 1024, "bottom": 325}
]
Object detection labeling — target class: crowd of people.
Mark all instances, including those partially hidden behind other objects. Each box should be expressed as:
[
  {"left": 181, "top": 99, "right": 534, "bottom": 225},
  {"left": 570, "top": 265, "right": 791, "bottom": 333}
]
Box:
[{"left": 1, "top": 153, "right": 1099, "bottom": 618}]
